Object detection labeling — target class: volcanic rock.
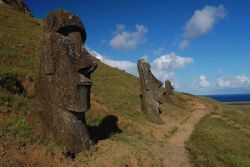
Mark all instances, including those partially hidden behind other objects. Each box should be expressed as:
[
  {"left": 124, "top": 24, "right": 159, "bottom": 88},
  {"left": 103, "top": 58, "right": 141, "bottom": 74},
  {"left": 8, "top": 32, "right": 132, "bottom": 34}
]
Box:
[
  {"left": 28, "top": 10, "right": 97, "bottom": 153},
  {"left": 137, "top": 59, "right": 163, "bottom": 123},
  {"left": 163, "top": 80, "right": 174, "bottom": 104}
]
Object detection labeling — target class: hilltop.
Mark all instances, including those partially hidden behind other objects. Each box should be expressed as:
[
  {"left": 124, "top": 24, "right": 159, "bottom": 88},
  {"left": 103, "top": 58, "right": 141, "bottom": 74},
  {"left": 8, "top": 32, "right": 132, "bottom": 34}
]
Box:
[{"left": 0, "top": 4, "right": 226, "bottom": 167}]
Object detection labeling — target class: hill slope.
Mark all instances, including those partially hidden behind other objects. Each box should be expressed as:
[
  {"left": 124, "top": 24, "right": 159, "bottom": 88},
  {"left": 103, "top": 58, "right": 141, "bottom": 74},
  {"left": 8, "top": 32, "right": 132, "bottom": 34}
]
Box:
[
  {"left": 186, "top": 103, "right": 250, "bottom": 167},
  {"left": 0, "top": 4, "right": 221, "bottom": 167}
]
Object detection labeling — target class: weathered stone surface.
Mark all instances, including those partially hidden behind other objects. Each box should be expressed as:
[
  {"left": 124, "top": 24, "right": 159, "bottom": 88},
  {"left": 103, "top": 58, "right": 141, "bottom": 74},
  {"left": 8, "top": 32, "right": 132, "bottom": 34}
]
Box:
[
  {"left": 2, "top": 0, "right": 32, "bottom": 16},
  {"left": 28, "top": 10, "right": 97, "bottom": 153},
  {"left": 163, "top": 80, "right": 174, "bottom": 104},
  {"left": 137, "top": 59, "right": 163, "bottom": 123}
]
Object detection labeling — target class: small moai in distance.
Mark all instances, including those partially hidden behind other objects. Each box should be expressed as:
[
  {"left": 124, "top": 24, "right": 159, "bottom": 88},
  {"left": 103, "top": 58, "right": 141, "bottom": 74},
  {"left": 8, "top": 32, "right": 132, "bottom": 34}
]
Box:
[
  {"left": 163, "top": 80, "right": 174, "bottom": 104},
  {"left": 28, "top": 10, "right": 97, "bottom": 153},
  {"left": 137, "top": 59, "right": 163, "bottom": 123}
]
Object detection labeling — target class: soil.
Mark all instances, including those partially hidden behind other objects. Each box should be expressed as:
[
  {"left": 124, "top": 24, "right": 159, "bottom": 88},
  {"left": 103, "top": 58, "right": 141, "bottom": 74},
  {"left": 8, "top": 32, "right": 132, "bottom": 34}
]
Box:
[{"left": 163, "top": 102, "right": 208, "bottom": 167}]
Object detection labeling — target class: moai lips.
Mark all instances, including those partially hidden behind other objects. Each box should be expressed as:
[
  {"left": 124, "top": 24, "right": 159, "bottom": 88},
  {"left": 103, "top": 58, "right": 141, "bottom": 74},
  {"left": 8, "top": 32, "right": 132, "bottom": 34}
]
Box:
[
  {"left": 137, "top": 59, "right": 163, "bottom": 123},
  {"left": 28, "top": 10, "right": 97, "bottom": 153}
]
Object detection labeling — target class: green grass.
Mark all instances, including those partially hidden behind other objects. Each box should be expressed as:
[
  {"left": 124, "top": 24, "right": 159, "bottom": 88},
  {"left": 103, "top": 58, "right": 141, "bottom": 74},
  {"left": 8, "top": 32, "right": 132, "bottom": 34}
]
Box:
[
  {"left": 0, "top": 4, "right": 41, "bottom": 79},
  {"left": 0, "top": 115, "right": 62, "bottom": 152},
  {"left": 3, "top": 115, "right": 34, "bottom": 139},
  {"left": 87, "top": 62, "right": 143, "bottom": 123},
  {"left": 0, "top": 4, "right": 42, "bottom": 57},
  {"left": 0, "top": 44, "right": 39, "bottom": 78},
  {"left": 0, "top": 89, "right": 29, "bottom": 113},
  {"left": 187, "top": 110, "right": 250, "bottom": 167},
  {"left": 222, "top": 104, "right": 250, "bottom": 130},
  {"left": 109, "top": 127, "right": 166, "bottom": 166},
  {"left": 0, "top": 5, "right": 41, "bottom": 112}
]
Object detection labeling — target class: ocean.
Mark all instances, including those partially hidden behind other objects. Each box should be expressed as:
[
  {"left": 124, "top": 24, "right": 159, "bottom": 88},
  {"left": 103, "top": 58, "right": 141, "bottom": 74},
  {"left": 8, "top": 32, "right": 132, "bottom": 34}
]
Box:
[{"left": 205, "top": 94, "right": 250, "bottom": 102}]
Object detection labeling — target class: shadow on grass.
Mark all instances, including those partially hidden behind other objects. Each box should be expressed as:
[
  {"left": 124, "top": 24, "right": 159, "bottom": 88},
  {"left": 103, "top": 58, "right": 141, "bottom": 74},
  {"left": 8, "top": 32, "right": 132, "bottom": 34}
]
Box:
[
  {"left": 0, "top": 74, "right": 24, "bottom": 94},
  {"left": 88, "top": 115, "right": 122, "bottom": 144}
]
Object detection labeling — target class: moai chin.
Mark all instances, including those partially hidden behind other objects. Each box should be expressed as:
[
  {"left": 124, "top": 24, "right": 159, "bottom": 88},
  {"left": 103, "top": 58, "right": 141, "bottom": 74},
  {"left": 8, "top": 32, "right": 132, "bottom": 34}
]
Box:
[
  {"left": 28, "top": 10, "right": 97, "bottom": 153},
  {"left": 163, "top": 80, "right": 174, "bottom": 104},
  {"left": 137, "top": 59, "right": 163, "bottom": 123}
]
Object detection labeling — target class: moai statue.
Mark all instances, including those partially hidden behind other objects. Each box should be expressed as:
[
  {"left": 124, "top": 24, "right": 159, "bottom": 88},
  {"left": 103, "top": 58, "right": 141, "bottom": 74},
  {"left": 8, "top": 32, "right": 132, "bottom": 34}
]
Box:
[
  {"left": 28, "top": 10, "right": 97, "bottom": 153},
  {"left": 163, "top": 80, "right": 174, "bottom": 104},
  {"left": 137, "top": 59, "right": 163, "bottom": 123}
]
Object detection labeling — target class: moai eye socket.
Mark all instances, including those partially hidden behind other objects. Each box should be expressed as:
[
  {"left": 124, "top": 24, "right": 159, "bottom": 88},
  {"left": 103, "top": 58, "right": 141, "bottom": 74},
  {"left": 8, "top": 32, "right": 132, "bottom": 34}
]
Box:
[
  {"left": 78, "top": 68, "right": 90, "bottom": 75},
  {"left": 78, "top": 64, "right": 97, "bottom": 76},
  {"left": 57, "top": 25, "right": 85, "bottom": 40}
]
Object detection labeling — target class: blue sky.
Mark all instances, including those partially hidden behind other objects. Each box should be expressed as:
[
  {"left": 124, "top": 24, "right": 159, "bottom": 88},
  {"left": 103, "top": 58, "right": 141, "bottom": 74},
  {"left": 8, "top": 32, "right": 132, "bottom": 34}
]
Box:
[{"left": 26, "top": 0, "right": 250, "bottom": 95}]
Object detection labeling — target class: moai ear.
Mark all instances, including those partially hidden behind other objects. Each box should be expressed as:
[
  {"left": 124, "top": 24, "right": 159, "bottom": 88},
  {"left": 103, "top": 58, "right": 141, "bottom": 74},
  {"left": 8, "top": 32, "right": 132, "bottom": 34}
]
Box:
[{"left": 43, "top": 33, "right": 55, "bottom": 75}]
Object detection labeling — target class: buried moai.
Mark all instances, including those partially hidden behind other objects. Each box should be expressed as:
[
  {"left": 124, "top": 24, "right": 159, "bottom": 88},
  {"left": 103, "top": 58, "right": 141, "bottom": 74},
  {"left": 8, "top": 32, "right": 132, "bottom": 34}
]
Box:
[
  {"left": 28, "top": 10, "right": 97, "bottom": 153},
  {"left": 163, "top": 80, "right": 174, "bottom": 103},
  {"left": 137, "top": 59, "right": 163, "bottom": 123}
]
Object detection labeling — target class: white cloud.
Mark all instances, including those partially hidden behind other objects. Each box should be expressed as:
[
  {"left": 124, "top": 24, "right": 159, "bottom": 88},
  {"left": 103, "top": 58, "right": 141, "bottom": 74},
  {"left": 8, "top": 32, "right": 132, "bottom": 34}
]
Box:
[
  {"left": 88, "top": 48, "right": 193, "bottom": 87},
  {"left": 199, "top": 75, "right": 210, "bottom": 88},
  {"left": 87, "top": 48, "right": 137, "bottom": 75},
  {"left": 109, "top": 24, "right": 148, "bottom": 50},
  {"left": 218, "top": 75, "right": 250, "bottom": 88},
  {"left": 151, "top": 52, "right": 193, "bottom": 70},
  {"left": 179, "top": 40, "right": 189, "bottom": 49},
  {"left": 103, "top": 59, "right": 137, "bottom": 75},
  {"left": 218, "top": 78, "right": 231, "bottom": 88},
  {"left": 235, "top": 75, "right": 250, "bottom": 84},
  {"left": 180, "top": 5, "right": 227, "bottom": 49},
  {"left": 151, "top": 52, "right": 193, "bottom": 82},
  {"left": 152, "top": 47, "right": 165, "bottom": 55}
]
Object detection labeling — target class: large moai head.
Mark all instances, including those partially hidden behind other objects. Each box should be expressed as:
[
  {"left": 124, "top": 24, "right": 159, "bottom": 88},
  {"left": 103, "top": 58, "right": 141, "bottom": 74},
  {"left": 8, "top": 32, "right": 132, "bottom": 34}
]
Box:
[
  {"left": 137, "top": 59, "right": 163, "bottom": 123},
  {"left": 42, "top": 10, "right": 97, "bottom": 113},
  {"left": 28, "top": 10, "right": 97, "bottom": 153}
]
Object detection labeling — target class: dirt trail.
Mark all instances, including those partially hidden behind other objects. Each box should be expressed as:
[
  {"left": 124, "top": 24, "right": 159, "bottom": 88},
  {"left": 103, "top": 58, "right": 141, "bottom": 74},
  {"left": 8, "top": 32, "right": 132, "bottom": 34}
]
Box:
[{"left": 163, "top": 102, "right": 209, "bottom": 167}]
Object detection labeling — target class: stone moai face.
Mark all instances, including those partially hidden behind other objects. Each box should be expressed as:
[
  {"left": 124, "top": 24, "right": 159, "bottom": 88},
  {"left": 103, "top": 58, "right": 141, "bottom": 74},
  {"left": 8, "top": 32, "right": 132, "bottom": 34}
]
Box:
[
  {"left": 163, "top": 80, "right": 174, "bottom": 104},
  {"left": 43, "top": 10, "right": 97, "bottom": 113},
  {"left": 165, "top": 80, "right": 174, "bottom": 96},
  {"left": 28, "top": 10, "right": 97, "bottom": 153},
  {"left": 137, "top": 59, "right": 163, "bottom": 123}
]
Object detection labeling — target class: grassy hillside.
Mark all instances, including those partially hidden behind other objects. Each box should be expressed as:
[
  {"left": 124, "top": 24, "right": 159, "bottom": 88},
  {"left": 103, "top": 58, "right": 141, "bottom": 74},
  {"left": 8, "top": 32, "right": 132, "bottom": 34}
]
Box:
[
  {"left": 0, "top": 4, "right": 223, "bottom": 166},
  {"left": 186, "top": 103, "right": 250, "bottom": 167},
  {"left": 0, "top": 4, "right": 42, "bottom": 78}
]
